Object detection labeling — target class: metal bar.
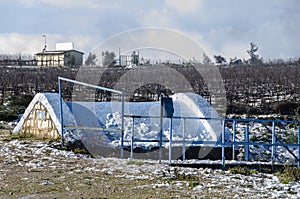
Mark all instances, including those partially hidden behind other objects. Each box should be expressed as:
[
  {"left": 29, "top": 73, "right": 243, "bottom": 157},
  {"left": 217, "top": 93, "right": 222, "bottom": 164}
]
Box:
[
  {"left": 64, "top": 126, "right": 122, "bottom": 132},
  {"left": 222, "top": 120, "right": 225, "bottom": 168},
  {"left": 244, "top": 125, "right": 249, "bottom": 162},
  {"left": 182, "top": 118, "right": 186, "bottom": 161},
  {"left": 232, "top": 120, "right": 236, "bottom": 160},
  {"left": 271, "top": 122, "right": 276, "bottom": 163},
  {"left": 169, "top": 118, "right": 173, "bottom": 165},
  {"left": 58, "top": 78, "right": 64, "bottom": 147},
  {"left": 121, "top": 91, "right": 125, "bottom": 159},
  {"left": 58, "top": 77, "right": 123, "bottom": 94},
  {"left": 159, "top": 95, "right": 163, "bottom": 164},
  {"left": 124, "top": 115, "right": 300, "bottom": 124},
  {"left": 130, "top": 117, "right": 134, "bottom": 160},
  {"left": 121, "top": 139, "right": 299, "bottom": 147},
  {"left": 298, "top": 126, "right": 300, "bottom": 168}
]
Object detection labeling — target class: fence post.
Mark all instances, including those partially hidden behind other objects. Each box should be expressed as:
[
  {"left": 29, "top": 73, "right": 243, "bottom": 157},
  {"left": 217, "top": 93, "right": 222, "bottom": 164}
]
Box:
[
  {"left": 130, "top": 117, "right": 134, "bottom": 160},
  {"left": 244, "top": 125, "right": 249, "bottom": 162},
  {"left": 271, "top": 122, "right": 276, "bottom": 163},
  {"left": 182, "top": 118, "right": 186, "bottom": 161},
  {"left": 121, "top": 91, "right": 125, "bottom": 159},
  {"left": 298, "top": 126, "right": 300, "bottom": 168},
  {"left": 222, "top": 120, "right": 225, "bottom": 168},
  {"left": 169, "top": 118, "right": 173, "bottom": 165},
  {"left": 159, "top": 95, "right": 163, "bottom": 164},
  {"left": 232, "top": 120, "right": 236, "bottom": 160},
  {"left": 58, "top": 78, "right": 64, "bottom": 147}
]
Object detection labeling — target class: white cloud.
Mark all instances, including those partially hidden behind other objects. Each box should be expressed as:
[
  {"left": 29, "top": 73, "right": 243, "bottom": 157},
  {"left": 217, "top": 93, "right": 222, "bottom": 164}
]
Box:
[
  {"left": 165, "top": 0, "right": 203, "bottom": 14},
  {"left": 17, "top": 0, "right": 112, "bottom": 9},
  {"left": 17, "top": 0, "right": 37, "bottom": 7},
  {"left": 2, "top": 0, "right": 300, "bottom": 60},
  {"left": 0, "top": 33, "right": 92, "bottom": 55},
  {"left": 139, "top": 9, "right": 176, "bottom": 27}
]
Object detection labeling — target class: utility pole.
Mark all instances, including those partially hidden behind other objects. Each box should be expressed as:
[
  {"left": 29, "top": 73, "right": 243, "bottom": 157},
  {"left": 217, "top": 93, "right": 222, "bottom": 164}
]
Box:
[{"left": 42, "top": 34, "right": 47, "bottom": 52}]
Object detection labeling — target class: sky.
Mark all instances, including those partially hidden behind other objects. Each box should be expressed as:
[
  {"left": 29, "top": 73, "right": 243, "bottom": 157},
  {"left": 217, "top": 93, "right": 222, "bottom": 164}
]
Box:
[{"left": 0, "top": 0, "right": 299, "bottom": 61}]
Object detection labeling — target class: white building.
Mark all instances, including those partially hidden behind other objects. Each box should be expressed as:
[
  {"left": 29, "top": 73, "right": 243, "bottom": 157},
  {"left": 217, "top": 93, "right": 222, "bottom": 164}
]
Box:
[{"left": 35, "top": 42, "right": 83, "bottom": 67}]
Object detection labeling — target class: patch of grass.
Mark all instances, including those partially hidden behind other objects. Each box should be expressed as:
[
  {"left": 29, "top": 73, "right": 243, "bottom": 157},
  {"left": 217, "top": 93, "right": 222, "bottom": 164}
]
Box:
[
  {"left": 275, "top": 166, "right": 300, "bottom": 184},
  {"left": 173, "top": 168, "right": 198, "bottom": 181},
  {"left": 126, "top": 159, "right": 144, "bottom": 166},
  {"left": 73, "top": 148, "right": 89, "bottom": 155},
  {"left": 2, "top": 134, "right": 22, "bottom": 141},
  {"left": 188, "top": 181, "right": 200, "bottom": 187},
  {"left": 2, "top": 133, "right": 57, "bottom": 142},
  {"left": 229, "top": 166, "right": 251, "bottom": 175}
]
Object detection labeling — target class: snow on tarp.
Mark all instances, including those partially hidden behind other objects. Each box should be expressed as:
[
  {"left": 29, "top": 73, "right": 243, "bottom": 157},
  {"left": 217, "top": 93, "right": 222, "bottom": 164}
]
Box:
[
  {"left": 13, "top": 92, "right": 230, "bottom": 148},
  {"left": 67, "top": 93, "right": 229, "bottom": 148}
]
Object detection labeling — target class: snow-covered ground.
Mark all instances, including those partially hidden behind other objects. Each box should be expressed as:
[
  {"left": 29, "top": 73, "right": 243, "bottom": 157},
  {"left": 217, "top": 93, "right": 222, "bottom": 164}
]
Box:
[{"left": 0, "top": 138, "right": 299, "bottom": 198}]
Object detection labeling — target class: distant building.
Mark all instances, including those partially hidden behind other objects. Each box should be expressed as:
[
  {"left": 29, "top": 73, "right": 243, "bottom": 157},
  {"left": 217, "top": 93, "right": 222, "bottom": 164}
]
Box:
[{"left": 35, "top": 42, "right": 83, "bottom": 67}]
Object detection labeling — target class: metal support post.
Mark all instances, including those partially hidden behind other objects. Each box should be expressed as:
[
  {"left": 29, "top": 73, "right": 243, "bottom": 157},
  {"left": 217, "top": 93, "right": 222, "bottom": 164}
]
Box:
[
  {"left": 121, "top": 91, "right": 125, "bottom": 159},
  {"left": 58, "top": 78, "right": 64, "bottom": 147},
  {"left": 130, "top": 117, "right": 134, "bottom": 160},
  {"left": 221, "top": 120, "right": 225, "bottom": 168},
  {"left": 182, "top": 118, "right": 186, "bottom": 161},
  {"left": 169, "top": 118, "right": 173, "bottom": 165},
  {"left": 159, "top": 95, "right": 163, "bottom": 164},
  {"left": 298, "top": 126, "right": 300, "bottom": 168},
  {"left": 232, "top": 120, "right": 236, "bottom": 160},
  {"left": 244, "top": 125, "right": 249, "bottom": 162},
  {"left": 271, "top": 122, "right": 276, "bottom": 163}
]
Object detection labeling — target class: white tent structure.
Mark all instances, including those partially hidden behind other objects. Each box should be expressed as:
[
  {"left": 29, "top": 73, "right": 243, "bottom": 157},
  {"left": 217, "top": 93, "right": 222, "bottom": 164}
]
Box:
[{"left": 13, "top": 92, "right": 225, "bottom": 147}]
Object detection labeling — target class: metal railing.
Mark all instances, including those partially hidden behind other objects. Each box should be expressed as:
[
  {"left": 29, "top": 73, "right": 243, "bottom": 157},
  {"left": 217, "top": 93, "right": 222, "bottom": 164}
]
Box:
[{"left": 124, "top": 115, "right": 300, "bottom": 168}]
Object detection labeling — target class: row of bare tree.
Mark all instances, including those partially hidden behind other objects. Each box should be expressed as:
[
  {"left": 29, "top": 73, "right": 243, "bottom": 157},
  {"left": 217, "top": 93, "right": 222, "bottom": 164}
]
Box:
[{"left": 0, "top": 62, "right": 299, "bottom": 115}]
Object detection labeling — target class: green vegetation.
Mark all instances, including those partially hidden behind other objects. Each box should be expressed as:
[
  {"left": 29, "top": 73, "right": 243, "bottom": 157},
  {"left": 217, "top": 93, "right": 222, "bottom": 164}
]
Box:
[
  {"left": 1, "top": 133, "right": 55, "bottom": 142},
  {"left": 173, "top": 168, "right": 198, "bottom": 181},
  {"left": 73, "top": 148, "right": 89, "bottom": 155},
  {"left": 2, "top": 133, "right": 34, "bottom": 141},
  {"left": 275, "top": 166, "right": 300, "bottom": 184},
  {"left": 126, "top": 159, "right": 144, "bottom": 166},
  {"left": 229, "top": 166, "right": 257, "bottom": 176}
]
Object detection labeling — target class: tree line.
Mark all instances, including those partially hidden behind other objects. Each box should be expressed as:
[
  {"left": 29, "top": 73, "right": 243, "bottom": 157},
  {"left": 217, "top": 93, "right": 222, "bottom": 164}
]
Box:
[{"left": 0, "top": 59, "right": 300, "bottom": 122}]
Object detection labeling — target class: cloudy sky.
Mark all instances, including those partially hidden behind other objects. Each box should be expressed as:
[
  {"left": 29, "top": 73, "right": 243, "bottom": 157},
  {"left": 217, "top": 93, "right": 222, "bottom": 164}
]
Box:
[{"left": 0, "top": 0, "right": 299, "bottom": 61}]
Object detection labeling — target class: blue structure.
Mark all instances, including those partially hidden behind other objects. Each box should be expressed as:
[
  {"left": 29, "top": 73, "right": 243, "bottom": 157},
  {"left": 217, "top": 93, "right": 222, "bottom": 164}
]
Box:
[{"left": 56, "top": 77, "right": 300, "bottom": 168}]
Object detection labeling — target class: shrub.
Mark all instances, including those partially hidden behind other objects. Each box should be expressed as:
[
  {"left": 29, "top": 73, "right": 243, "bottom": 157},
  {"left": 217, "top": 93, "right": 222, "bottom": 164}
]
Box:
[
  {"left": 229, "top": 166, "right": 251, "bottom": 175},
  {"left": 276, "top": 166, "right": 300, "bottom": 184}
]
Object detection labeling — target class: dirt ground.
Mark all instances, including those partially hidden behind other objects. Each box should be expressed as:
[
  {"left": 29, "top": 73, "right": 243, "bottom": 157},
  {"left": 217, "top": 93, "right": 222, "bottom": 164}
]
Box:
[
  {"left": 0, "top": 130, "right": 199, "bottom": 199},
  {"left": 1, "top": 129, "right": 300, "bottom": 199}
]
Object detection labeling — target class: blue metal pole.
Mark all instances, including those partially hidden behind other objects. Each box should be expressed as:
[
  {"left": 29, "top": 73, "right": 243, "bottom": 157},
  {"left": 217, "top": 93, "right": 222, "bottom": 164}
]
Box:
[
  {"left": 222, "top": 120, "right": 225, "bottom": 168},
  {"left": 232, "top": 120, "right": 236, "bottom": 160},
  {"left": 244, "top": 125, "right": 249, "bottom": 162},
  {"left": 159, "top": 95, "right": 163, "bottom": 164},
  {"left": 130, "top": 117, "right": 134, "bottom": 160},
  {"left": 121, "top": 91, "right": 125, "bottom": 159},
  {"left": 169, "top": 118, "right": 173, "bottom": 165},
  {"left": 182, "top": 118, "right": 186, "bottom": 161},
  {"left": 271, "top": 122, "right": 276, "bottom": 163},
  {"left": 298, "top": 126, "right": 300, "bottom": 168},
  {"left": 58, "top": 78, "right": 64, "bottom": 147}
]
